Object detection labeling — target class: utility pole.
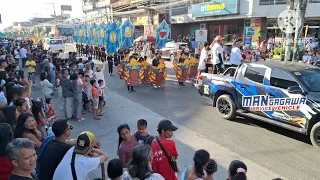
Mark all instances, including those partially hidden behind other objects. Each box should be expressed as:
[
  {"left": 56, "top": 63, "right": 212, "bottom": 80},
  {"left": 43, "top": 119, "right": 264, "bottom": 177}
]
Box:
[
  {"left": 45, "top": 2, "right": 56, "bottom": 16},
  {"left": 284, "top": 0, "right": 295, "bottom": 61},
  {"left": 292, "top": 0, "right": 308, "bottom": 62}
]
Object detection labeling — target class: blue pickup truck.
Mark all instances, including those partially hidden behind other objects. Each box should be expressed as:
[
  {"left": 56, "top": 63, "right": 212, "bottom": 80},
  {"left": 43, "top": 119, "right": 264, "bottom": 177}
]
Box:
[{"left": 197, "top": 61, "right": 320, "bottom": 151}]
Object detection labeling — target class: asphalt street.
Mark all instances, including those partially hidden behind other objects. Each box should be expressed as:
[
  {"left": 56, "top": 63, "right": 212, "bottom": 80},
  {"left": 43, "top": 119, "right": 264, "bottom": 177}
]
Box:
[{"left": 62, "top": 44, "right": 320, "bottom": 180}]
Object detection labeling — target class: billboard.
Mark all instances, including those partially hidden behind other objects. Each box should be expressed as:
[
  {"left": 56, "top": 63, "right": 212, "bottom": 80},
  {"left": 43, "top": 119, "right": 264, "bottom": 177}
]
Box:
[
  {"left": 61, "top": 5, "right": 72, "bottom": 11},
  {"left": 191, "top": 0, "right": 239, "bottom": 18}
]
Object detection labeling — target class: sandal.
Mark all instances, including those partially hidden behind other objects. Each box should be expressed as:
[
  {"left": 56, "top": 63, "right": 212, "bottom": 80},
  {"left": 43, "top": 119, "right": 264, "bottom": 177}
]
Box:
[{"left": 77, "top": 117, "right": 85, "bottom": 121}]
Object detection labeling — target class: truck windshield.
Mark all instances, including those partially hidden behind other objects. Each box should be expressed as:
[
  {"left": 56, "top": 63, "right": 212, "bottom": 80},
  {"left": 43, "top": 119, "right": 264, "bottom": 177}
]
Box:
[
  {"left": 296, "top": 70, "right": 320, "bottom": 92},
  {"left": 50, "top": 40, "right": 63, "bottom": 45}
]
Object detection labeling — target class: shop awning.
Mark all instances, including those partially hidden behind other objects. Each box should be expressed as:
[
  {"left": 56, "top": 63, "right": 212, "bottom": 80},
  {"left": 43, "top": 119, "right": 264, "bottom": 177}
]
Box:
[{"left": 0, "top": 32, "right": 7, "bottom": 38}]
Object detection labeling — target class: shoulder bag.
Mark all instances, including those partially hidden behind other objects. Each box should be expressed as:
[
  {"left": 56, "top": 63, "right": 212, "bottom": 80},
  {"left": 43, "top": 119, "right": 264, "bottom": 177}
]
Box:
[{"left": 156, "top": 136, "right": 178, "bottom": 172}]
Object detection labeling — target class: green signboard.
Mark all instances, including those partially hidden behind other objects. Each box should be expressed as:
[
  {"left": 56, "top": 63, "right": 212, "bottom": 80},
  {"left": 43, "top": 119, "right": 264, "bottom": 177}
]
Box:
[{"left": 191, "top": 0, "right": 239, "bottom": 18}]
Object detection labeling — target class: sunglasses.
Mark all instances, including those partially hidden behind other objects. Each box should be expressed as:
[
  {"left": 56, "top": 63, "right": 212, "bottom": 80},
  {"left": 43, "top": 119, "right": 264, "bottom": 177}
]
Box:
[{"left": 63, "top": 125, "right": 73, "bottom": 134}]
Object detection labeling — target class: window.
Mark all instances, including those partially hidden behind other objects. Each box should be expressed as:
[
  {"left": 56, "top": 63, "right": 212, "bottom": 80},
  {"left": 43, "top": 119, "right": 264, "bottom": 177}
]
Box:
[
  {"left": 244, "top": 67, "right": 266, "bottom": 84},
  {"left": 270, "top": 69, "right": 299, "bottom": 89},
  {"left": 171, "top": 7, "right": 188, "bottom": 16},
  {"left": 275, "top": 0, "right": 286, "bottom": 4},
  {"left": 224, "top": 67, "right": 236, "bottom": 77},
  {"left": 260, "top": 0, "right": 272, "bottom": 5}
]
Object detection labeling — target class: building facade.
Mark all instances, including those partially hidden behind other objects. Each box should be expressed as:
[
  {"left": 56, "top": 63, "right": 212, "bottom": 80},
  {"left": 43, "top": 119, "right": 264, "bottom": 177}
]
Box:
[{"left": 170, "top": 0, "right": 320, "bottom": 45}]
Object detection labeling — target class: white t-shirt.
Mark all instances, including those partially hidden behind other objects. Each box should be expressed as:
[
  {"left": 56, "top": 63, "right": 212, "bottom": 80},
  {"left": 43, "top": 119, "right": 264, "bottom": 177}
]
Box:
[
  {"left": 53, "top": 147, "right": 100, "bottom": 180},
  {"left": 198, "top": 48, "right": 208, "bottom": 70},
  {"left": 14, "top": 50, "right": 20, "bottom": 59},
  {"left": 19, "top": 48, "right": 27, "bottom": 58},
  {"left": 95, "top": 71, "right": 105, "bottom": 87},
  {"left": 84, "top": 69, "right": 94, "bottom": 79},
  {"left": 230, "top": 47, "right": 243, "bottom": 65},
  {"left": 302, "top": 55, "right": 312, "bottom": 61},
  {"left": 211, "top": 43, "right": 224, "bottom": 65}
]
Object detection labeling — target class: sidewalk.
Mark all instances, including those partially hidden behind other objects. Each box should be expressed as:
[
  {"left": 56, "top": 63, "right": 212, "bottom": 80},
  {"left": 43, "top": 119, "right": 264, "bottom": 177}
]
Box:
[{"left": 60, "top": 88, "right": 287, "bottom": 180}]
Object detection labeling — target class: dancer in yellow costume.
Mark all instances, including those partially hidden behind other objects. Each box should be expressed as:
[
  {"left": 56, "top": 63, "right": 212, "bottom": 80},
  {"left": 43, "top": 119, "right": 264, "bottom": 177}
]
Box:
[
  {"left": 173, "top": 52, "right": 189, "bottom": 86},
  {"left": 150, "top": 53, "right": 167, "bottom": 88},
  {"left": 139, "top": 57, "right": 151, "bottom": 83},
  {"left": 123, "top": 57, "right": 144, "bottom": 93},
  {"left": 118, "top": 51, "right": 130, "bottom": 79}
]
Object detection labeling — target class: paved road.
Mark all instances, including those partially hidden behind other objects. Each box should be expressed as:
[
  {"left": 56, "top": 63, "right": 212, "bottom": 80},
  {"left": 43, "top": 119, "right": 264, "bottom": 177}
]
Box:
[{"left": 63, "top": 44, "right": 320, "bottom": 180}]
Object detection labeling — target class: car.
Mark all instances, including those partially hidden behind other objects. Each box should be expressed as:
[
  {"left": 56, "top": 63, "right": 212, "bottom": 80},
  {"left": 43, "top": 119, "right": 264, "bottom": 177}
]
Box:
[
  {"left": 196, "top": 61, "right": 320, "bottom": 151},
  {"left": 159, "top": 42, "right": 188, "bottom": 61},
  {"left": 43, "top": 38, "right": 64, "bottom": 52}
]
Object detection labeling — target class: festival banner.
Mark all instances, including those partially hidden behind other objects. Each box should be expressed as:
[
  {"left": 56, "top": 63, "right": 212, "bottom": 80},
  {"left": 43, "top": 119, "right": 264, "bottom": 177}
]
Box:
[
  {"left": 120, "top": 18, "right": 135, "bottom": 48},
  {"left": 91, "top": 23, "right": 98, "bottom": 45},
  {"left": 98, "top": 22, "right": 105, "bottom": 46},
  {"left": 72, "top": 25, "right": 78, "bottom": 42},
  {"left": 156, "top": 20, "right": 170, "bottom": 49},
  {"left": 105, "top": 22, "right": 120, "bottom": 53}
]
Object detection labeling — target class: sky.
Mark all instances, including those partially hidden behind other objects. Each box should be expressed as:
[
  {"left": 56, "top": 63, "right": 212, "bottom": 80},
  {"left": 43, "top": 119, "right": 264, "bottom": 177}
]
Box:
[{"left": 0, "top": 0, "right": 84, "bottom": 30}]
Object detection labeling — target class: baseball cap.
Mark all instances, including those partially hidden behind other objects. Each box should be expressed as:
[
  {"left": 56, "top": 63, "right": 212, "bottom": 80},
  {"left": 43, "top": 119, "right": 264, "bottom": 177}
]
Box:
[
  {"left": 74, "top": 131, "right": 95, "bottom": 155},
  {"left": 157, "top": 119, "right": 178, "bottom": 132},
  {"left": 52, "top": 119, "right": 69, "bottom": 137}
]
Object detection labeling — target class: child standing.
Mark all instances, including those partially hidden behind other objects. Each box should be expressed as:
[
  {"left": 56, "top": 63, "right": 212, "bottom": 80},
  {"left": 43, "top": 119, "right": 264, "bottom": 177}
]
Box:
[
  {"left": 98, "top": 79, "right": 105, "bottom": 115},
  {"left": 84, "top": 75, "right": 92, "bottom": 112},
  {"left": 45, "top": 98, "right": 56, "bottom": 126},
  {"left": 134, "top": 119, "right": 152, "bottom": 144},
  {"left": 90, "top": 79, "right": 100, "bottom": 120},
  {"left": 26, "top": 58, "right": 36, "bottom": 86}
]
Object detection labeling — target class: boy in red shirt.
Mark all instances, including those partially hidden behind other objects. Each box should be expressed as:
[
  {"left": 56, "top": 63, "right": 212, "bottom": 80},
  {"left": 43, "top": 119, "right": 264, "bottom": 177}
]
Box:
[
  {"left": 151, "top": 119, "right": 179, "bottom": 180},
  {"left": 90, "top": 79, "right": 100, "bottom": 120}
]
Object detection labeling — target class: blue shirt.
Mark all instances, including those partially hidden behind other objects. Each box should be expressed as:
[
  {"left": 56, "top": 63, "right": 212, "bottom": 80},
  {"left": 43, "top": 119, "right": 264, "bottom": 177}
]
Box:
[{"left": 135, "top": 133, "right": 151, "bottom": 144}]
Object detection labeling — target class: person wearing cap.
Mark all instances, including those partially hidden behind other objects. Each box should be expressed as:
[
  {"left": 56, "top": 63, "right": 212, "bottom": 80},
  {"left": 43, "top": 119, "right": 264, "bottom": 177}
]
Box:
[
  {"left": 94, "top": 63, "right": 106, "bottom": 88},
  {"left": 211, "top": 36, "right": 225, "bottom": 74},
  {"left": 53, "top": 131, "right": 108, "bottom": 180},
  {"left": 230, "top": 39, "right": 244, "bottom": 67},
  {"left": 38, "top": 119, "right": 76, "bottom": 180},
  {"left": 151, "top": 119, "right": 179, "bottom": 180},
  {"left": 227, "top": 160, "right": 247, "bottom": 180}
]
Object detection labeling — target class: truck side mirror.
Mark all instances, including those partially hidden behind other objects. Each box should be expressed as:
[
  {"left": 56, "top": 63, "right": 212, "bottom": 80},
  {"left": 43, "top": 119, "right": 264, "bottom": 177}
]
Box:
[{"left": 288, "top": 86, "right": 303, "bottom": 94}]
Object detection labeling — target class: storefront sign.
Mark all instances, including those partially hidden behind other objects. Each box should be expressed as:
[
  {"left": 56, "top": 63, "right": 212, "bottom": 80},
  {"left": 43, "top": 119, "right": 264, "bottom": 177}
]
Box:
[
  {"left": 137, "top": 16, "right": 148, "bottom": 26},
  {"left": 255, "top": 18, "right": 261, "bottom": 26},
  {"left": 244, "top": 36, "right": 252, "bottom": 46},
  {"left": 192, "top": 0, "right": 239, "bottom": 18},
  {"left": 195, "top": 30, "right": 207, "bottom": 42}
]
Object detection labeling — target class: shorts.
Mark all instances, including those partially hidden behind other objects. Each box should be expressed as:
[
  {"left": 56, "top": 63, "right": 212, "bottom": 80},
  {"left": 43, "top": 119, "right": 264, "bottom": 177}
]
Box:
[
  {"left": 99, "top": 96, "right": 104, "bottom": 102},
  {"left": 92, "top": 99, "right": 99, "bottom": 110}
]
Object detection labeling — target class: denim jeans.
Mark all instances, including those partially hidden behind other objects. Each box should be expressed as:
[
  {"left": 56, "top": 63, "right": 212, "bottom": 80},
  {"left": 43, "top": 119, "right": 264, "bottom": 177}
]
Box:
[
  {"left": 28, "top": 72, "right": 35, "bottom": 84},
  {"left": 22, "top": 58, "right": 27, "bottom": 68}
]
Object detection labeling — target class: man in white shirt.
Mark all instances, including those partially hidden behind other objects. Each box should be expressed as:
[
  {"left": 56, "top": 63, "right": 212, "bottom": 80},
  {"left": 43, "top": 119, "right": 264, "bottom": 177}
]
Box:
[
  {"left": 53, "top": 131, "right": 108, "bottom": 180},
  {"left": 230, "top": 38, "right": 244, "bottom": 67},
  {"left": 19, "top": 45, "right": 27, "bottom": 68},
  {"left": 211, "top": 36, "right": 224, "bottom": 74},
  {"left": 198, "top": 42, "right": 209, "bottom": 73}
]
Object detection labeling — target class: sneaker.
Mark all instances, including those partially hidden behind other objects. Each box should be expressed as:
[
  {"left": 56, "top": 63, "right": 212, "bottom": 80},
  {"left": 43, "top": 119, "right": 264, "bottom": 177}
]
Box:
[{"left": 154, "top": 85, "right": 158, "bottom": 88}]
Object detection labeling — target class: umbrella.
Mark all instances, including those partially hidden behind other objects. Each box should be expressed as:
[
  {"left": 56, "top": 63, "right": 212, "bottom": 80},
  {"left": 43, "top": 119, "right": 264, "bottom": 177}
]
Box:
[
  {"left": 134, "top": 36, "right": 155, "bottom": 42},
  {"left": 0, "top": 32, "right": 7, "bottom": 38}
]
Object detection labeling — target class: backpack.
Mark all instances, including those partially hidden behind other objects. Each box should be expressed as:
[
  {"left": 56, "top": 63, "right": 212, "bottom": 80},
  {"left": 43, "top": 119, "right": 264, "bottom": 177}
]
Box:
[{"left": 35, "top": 135, "right": 55, "bottom": 176}]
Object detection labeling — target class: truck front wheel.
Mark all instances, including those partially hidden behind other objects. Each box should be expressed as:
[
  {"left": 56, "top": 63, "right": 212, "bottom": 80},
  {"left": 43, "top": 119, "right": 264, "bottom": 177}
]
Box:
[
  {"left": 216, "top": 94, "right": 237, "bottom": 120},
  {"left": 310, "top": 122, "right": 320, "bottom": 151}
]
